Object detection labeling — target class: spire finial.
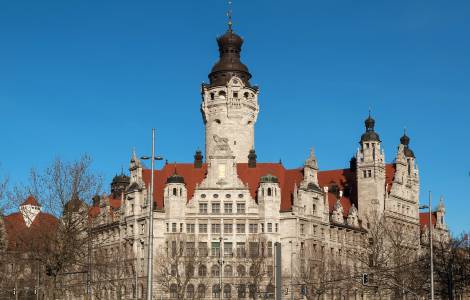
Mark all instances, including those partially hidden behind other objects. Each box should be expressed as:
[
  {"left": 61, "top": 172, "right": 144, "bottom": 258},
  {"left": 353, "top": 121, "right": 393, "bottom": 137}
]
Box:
[
  {"left": 404, "top": 126, "right": 407, "bottom": 136},
  {"left": 368, "top": 106, "right": 371, "bottom": 118},
  {"left": 227, "top": 0, "right": 233, "bottom": 31}
]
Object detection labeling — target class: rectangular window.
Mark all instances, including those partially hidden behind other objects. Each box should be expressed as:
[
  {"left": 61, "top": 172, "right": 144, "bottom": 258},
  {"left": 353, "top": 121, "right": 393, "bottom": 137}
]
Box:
[
  {"left": 186, "top": 223, "right": 195, "bottom": 233},
  {"left": 180, "top": 223, "right": 183, "bottom": 232},
  {"left": 275, "top": 223, "right": 279, "bottom": 233},
  {"left": 166, "top": 223, "right": 169, "bottom": 233},
  {"left": 237, "top": 203, "right": 246, "bottom": 213},
  {"left": 368, "top": 170, "right": 372, "bottom": 177},
  {"left": 261, "top": 223, "right": 265, "bottom": 233},
  {"left": 186, "top": 242, "right": 195, "bottom": 256},
  {"left": 224, "top": 203, "right": 233, "bottom": 214},
  {"left": 312, "top": 204, "right": 316, "bottom": 214},
  {"left": 300, "top": 224, "right": 305, "bottom": 234},
  {"left": 267, "top": 223, "right": 273, "bottom": 233},
  {"left": 211, "top": 242, "right": 220, "bottom": 257},
  {"left": 172, "top": 223, "right": 177, "bottom": 233},
  {"left": 236, "top": 223, "right": 245, "bottom": 233},
  {"left": 141, "top": 223, "right": 145, "bottom": 234},
  {"left": 249, "top": 224, "right": 258, "bottom": 233},
  {"left": 224, "top": 223, "right": 233, "bottom": 234},
  {"left": 236, "top": 242, "right": 246, "bottom": 257},
  {"left": 267, "top": 242, "right": 273, "bottom": 257},
  {"left": 199, "top": 223, "right": 208, "bottom": 233},
  {"left": 363, "top": 170, "right": 367, "bottom": 178},
  {"left": 198, "top": 242, "right": 208, "bottom": 257},
  {"left": 249, "top": 242, "right": 259, "bottom": 257},
  {"left": 211, "top": 223, "right": 221, "bottom": 233},
  {"left": 212, "top": 203, "right": 220, "bottom": 214},
  {"left": 199, "top": 203, "right": 208, "bottom": 214},
  {"left": 224, "top": 242, "right": 233, "bottom": 257}
]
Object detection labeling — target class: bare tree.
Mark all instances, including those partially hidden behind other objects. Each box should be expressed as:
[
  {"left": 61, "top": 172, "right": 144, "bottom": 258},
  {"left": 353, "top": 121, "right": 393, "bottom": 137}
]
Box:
[{"left": 155, "top": 233, "right": 209, "bottom": 300}]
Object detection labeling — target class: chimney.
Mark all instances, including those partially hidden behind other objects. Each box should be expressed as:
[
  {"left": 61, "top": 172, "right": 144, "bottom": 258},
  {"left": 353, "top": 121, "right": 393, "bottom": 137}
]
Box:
[
  {"left": 248, "top": 149, "right": 257, "bottom": 168},
  {"left": 194, "top": 150, "right": 203, "bottom": 168}
]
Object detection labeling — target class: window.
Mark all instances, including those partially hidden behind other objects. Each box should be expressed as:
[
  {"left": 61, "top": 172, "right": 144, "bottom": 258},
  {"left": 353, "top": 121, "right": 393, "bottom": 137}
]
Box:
[
  {"left": 249, "top": 224, "right": 258, "bottom": 233},
  {"left": 211, "top": 265, "right": 220, "bottom": 276},
  {"left": 212, "top": 223, "right": 221, "bottom": 233},
  {"left": 199, "top": 203, "right": 208, "bottom": 214},
  {"left": 233, "top": 92, "right": 238, "bottom": 98},
  {"left": 186, "top": 284, "right": 194, "bottom": 299},
  {"left": 224, "top": 265, "right": 233, "bottom": 277},
  {"left": 236, "top": 243, "right": 246, "bottom": 257},
  {"left": 180, "top": 223, "right": 183, "bottom": 232},
  {"left": 237, "top": 203, "right": 246, "bottom": 213},
  {"left": 198, "top": 242, "right": 208, "bottom": 257},
  {"left": 199, "top": 223, "right": 208, "bottom": 233},
  {"left": 198, "top": 265, "right": 207, "bottom": 277},
  {"left": 212, "top": 284, "right": 220, "bottom": 298},
  {"left": 186, "top": 223, "right": 195, "bottom": 233},
  {"left": 224, "top": 223, "right": 233, "bottom": 234},
  {"left": 267, "top": 188, "right": 272, "bottom": 196},
  {"left": 312, "top": 204, "right": 316, "bottom": 214},
  {"left": 224, "top": 284, "right": 231, "bottom": 299},
  {"left": 197, "top": 285, "right": 205, "bottom": 299},
  {"left": 186, "top": 242, "right": 195, "bottom": 256},
  {"left": 170, "top": 284, "right": 177, "bottom": 298},
  {"left": 236, "top": 224, "right": 245, "bottom": 233},
  {"left": 172, "top": 188, "right": 177, "bottom": 196},
  {"left": 171, "top": 264, "right": 177, "bottom": 276},
  {"left": 363, "top": 170, "right": 367, "bottom": 178},
  {"left": 141, "top": 223, "right": 145, "bottom": 234},
  {"left": 238, "top": 284, "right": 246, "bottom": 298},
  {"left": 211, "top": 242, "right": 220, "bottom": 257},
  {"left": 212, "top": 203, "right": 220, "bottom": 214},
  {"left": 267, "top": 223, "right": 273, "bottom": 233},
  {"left": 224, "top": 242, "right": 233, "bottom": 257},
  {"left": 267, "top": 242, "right": 273, "bottom": 257},
  {"left": 166, "top": 223, "right": 169, "bottom": 232},
  {"left": 172, "top": 223, "right": 177, "bottom": 233},
  {"left": 368, "top": 170, "right": 372, "bottom": 177},
  {"left": 249, "top": 242, "right": 259, "bottom": 257},
  {"left": 300, "top": 224, "right": 305, "bottom": 234},
  {"left": 275, "top": 223, "right": 279, "bottom": 232},
  {"left": 224, "top": 203, "right": 233, "bottom": 214}
]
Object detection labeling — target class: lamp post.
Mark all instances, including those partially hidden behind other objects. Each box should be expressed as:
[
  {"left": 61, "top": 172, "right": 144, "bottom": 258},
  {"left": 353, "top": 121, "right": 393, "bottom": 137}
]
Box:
[
  {"left": 141, "top": 129, "right": 163, "bottom": 300},
  {"left": 419, "top": 191, "right": 434, "bottom": 300}
]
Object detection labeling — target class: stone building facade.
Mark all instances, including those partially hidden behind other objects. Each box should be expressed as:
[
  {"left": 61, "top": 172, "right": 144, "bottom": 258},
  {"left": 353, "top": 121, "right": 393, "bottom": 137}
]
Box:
[{"left": 84, "top": 23, "right": 448, "bottom": 300}]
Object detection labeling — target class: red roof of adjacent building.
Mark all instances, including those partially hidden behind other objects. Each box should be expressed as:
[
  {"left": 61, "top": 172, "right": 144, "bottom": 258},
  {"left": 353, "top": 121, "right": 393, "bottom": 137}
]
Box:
[
  {"left": 419, "top": 212, "right": 437, "bottom": 229},
  {"left": 3, "top": 211, "right": 58, "bottom": 252},
  {"left": 137, "top": 162, "right": 397, "bottom": 217},
  {"left": 20, "top": 195, "right": 41, "bottom": 207}
]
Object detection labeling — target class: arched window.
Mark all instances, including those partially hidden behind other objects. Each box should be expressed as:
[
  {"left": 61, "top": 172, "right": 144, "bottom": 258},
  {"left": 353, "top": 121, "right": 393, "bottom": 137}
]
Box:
[
  {"left": 224, "top": 284, "right": 231, "bottom": 299},
  {"left": 186, "top": 284, "right": 194, "bottom": 299},
  {"left": 238, "top": 284, "right": 246, "bottom": 298},
  {"left": 197, "top": 284, "right": 206, "bottom": 298},
  {"left": 172, "top": 188, "right": 177, "bottom": 196},
  {"left": 237, "top": 264, "right": 246, "bottom": 276},
  {"left": 210, "top": 93, "right": 215, "bottom": 100},
  {"left": 244, "top": 92, "right": 249, "bottom": 99},
  {"left": 266, "top": 284, "right": 275, "bottom": 299},
  {"left": 211, "top": 265, "right": 220, "bottom": 277},
  {"left": 218, "top": 91, "right": 226, "bottom": 100},
  {"left": 198, "top": 264, "right": 207, "bottom": 277},
  {"left": 267, "top": 188, "right": 272, "bottom": 196},
  {"left": 212, "top": 284, "right": 220, "bottom": 298},
  {"left": 224, "top": 265, "right": 232, "bottom": 277},
  {"left": 170, "top": 284, "right": 178, "bottom": 299}
]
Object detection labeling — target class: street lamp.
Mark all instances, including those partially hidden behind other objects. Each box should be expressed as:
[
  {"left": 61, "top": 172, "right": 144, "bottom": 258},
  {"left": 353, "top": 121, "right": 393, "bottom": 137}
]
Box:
[
  {"left": 141, "top": 129, "right": 164, "bottom": 300},
  {"left": 419, "top": 191, "right": 434, "bottom": 300}
]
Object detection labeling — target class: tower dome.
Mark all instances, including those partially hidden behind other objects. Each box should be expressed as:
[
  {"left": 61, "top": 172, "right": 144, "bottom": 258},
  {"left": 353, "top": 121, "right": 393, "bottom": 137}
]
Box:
[
  {"left": 208, "top": 28, "right": 252, "bottom": 87},
  {"left": 166, "top": 172, "right": 185, "bottom": 184},
  {"left": 360, "top": 114, "right": 381, "bottom": 142},
  {"left": 400, "top": 132, "right": 415, "bottom": 158}
]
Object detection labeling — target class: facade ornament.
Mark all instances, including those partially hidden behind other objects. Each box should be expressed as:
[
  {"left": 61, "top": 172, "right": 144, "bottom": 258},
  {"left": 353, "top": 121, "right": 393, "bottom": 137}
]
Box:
[
  {"left": 347, "top": 204, "right": 359, "bottom": 227},
  {"left": 331, "top": 199, "right": 344, "bottom": 224}
]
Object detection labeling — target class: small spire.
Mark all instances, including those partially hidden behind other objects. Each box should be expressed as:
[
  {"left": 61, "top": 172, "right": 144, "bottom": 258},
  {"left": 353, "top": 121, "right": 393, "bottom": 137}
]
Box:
[{"left": 227, "top": 0, "right": 233, "bottom": 32}]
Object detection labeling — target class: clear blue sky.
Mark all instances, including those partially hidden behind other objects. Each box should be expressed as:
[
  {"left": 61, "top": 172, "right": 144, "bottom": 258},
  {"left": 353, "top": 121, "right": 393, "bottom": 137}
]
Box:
[{"left": 0, "top": 0, "right": 469, "bottom": 233}]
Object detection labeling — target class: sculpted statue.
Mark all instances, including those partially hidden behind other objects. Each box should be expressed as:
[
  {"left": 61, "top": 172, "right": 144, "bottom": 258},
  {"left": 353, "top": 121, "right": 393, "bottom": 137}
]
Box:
[{"left": 213, "top": 135, "right": 231, "bottom": 152}]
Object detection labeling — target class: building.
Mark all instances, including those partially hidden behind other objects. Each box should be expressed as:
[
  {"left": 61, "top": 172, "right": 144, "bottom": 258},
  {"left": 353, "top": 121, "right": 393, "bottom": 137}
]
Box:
[{"left": 0, "top": 19, "right": 450, "bottom": 300}]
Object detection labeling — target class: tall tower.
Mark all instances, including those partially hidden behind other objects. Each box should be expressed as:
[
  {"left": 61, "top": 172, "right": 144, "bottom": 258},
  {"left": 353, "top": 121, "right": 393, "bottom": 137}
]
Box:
[
  {"left": 356, "top": 113, "right": 386, "bottom": 221},
  {"left": 201, "top": 25, "right": 259, "bottom": 163}
]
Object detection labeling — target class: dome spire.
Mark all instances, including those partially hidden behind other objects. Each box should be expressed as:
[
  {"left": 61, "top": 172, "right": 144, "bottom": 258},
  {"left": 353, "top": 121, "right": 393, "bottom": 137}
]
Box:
[{"left": 227, "top": 0, "right": 233, "bottom": 32}]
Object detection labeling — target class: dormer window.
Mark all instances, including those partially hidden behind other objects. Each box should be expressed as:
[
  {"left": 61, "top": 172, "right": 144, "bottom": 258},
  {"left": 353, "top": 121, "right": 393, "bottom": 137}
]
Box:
[
  {"left": 218, "top": 91, "right": 226, "bottom": 100},
  {"left": 233, "top": 92, "right": 238, "bottom": 98}
]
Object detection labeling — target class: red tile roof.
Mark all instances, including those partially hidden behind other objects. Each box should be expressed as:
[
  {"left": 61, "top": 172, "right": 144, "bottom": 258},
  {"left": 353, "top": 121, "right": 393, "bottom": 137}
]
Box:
[
  {"left": 419, "top": 212, "right": 437, "bottom": 229},
  {"left": 3, "top": 211, "right": 58, "bottom": 252},
  {"left": 21, "top": 195, "right": 41, "bottom": 207},
  {"left": 140, "top": 162, "right": 397, "bottom": 216}
]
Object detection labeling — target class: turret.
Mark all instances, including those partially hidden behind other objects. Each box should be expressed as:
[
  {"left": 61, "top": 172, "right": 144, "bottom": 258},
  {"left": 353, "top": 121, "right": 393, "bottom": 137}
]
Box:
[
  {"left": 356, "top": 113, "right": 386, "bottom": 221},
  {"left": 303, "top": 148, "right": 319, "bottom": 188},
  {"left": 164, "top": 172, "right": 187, "bottom": 219},
  {"left": 201, "top": 26, "right": 259, "bottom": 163},
  {"left": 435, "top": 197, "right": 446, "bottom": 230},
  {"left": 257, "top": 174, "right": 281, "bottom": 226}
]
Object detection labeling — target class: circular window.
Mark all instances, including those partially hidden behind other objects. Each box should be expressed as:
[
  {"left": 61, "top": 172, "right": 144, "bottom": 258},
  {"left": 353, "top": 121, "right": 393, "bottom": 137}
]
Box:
[
  {"left": 238, "top": 194, "right": 244, "bottom": 198},
  {"left": 213, "top": 194, "right": 219, "bottom": 199},
  {"left": 225, "top": 194, "right": 231, "bottom": 198},
  {"left": 201, "top": 194, "right": 206, "bottom": 199}
]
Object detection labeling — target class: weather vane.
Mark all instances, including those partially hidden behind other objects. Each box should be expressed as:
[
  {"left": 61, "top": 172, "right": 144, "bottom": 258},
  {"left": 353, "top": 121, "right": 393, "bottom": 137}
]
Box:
[{"left": 227, "top": 0, "right": 233, "bottom": 31}]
